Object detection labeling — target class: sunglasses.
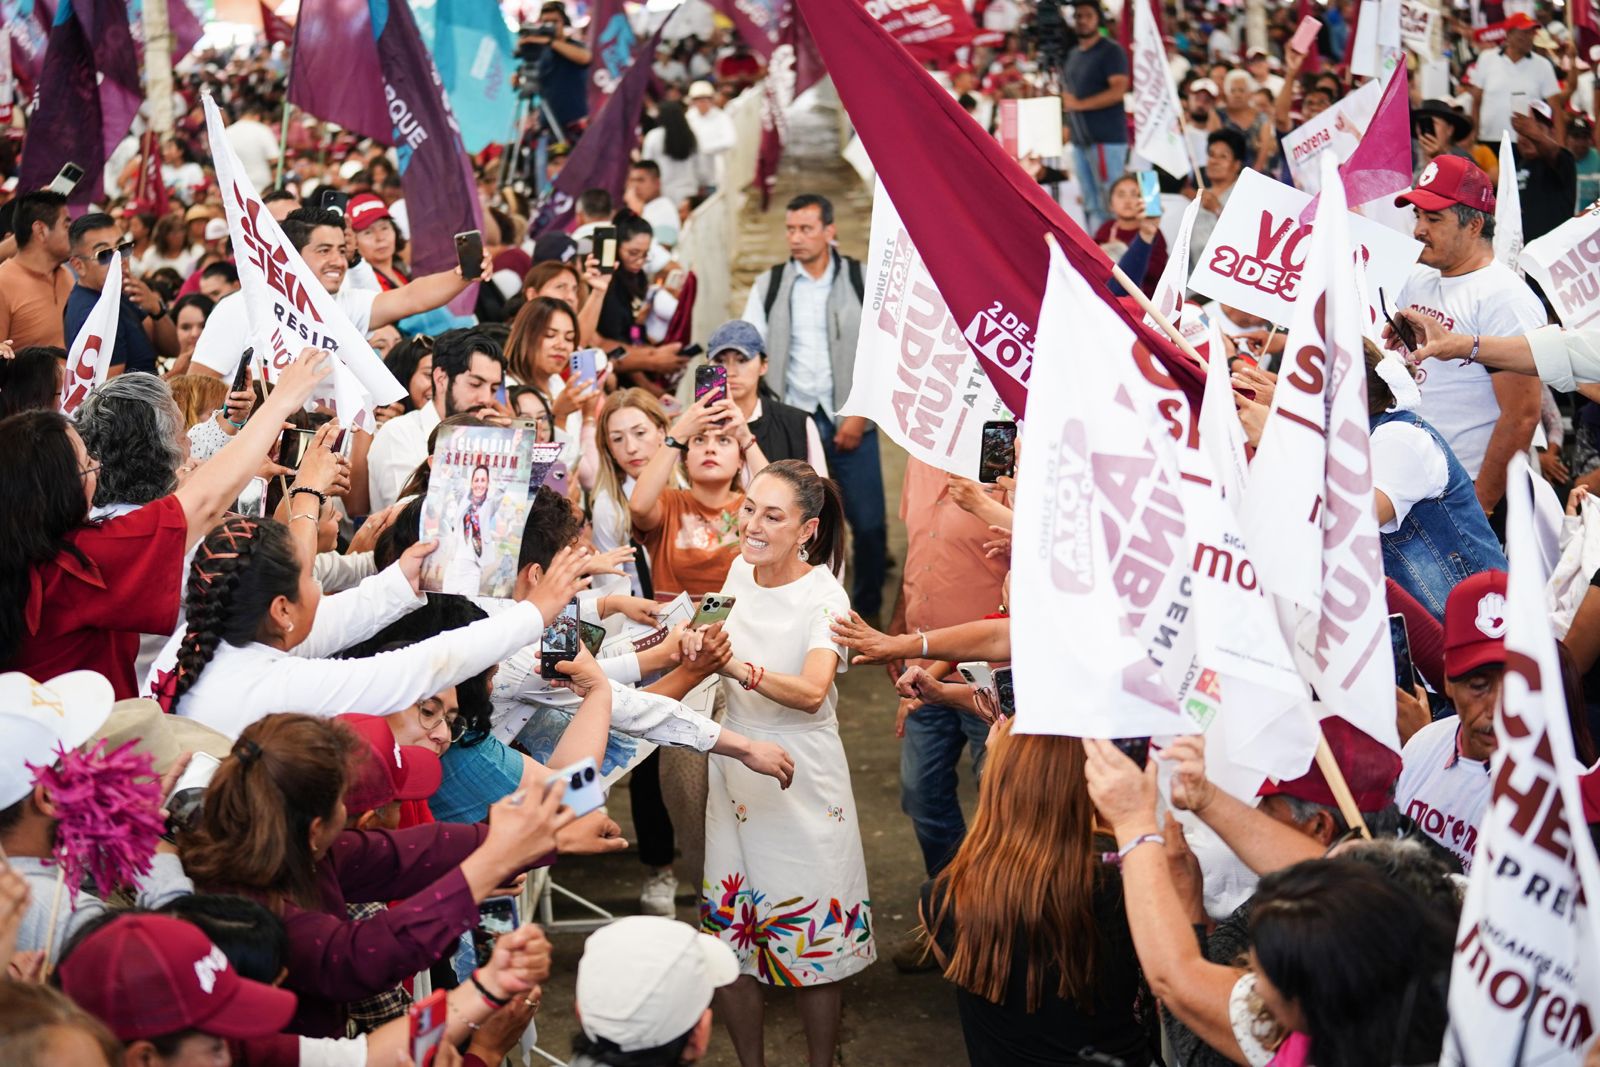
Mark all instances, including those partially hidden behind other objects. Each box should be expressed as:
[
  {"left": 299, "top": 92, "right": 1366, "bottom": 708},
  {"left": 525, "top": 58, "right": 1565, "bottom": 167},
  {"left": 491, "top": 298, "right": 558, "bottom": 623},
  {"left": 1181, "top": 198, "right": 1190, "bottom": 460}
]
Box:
[{"left": 95, "top": 241, "right": 135, "bottom": 266}]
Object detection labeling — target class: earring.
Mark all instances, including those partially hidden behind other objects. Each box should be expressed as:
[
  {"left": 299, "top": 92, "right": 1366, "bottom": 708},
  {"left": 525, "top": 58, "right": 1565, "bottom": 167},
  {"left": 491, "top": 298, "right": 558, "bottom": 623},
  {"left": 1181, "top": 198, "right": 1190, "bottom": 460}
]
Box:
[{"left": 798, "top": 545, "right": 809, "bottom": 562}]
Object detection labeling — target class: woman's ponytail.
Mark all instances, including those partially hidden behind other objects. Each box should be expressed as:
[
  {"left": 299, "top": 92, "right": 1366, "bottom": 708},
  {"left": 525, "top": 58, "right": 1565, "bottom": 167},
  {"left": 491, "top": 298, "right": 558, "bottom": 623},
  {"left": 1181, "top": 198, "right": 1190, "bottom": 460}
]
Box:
[{"left": 754, "top": 459, "right": 847, "bottom": 574}]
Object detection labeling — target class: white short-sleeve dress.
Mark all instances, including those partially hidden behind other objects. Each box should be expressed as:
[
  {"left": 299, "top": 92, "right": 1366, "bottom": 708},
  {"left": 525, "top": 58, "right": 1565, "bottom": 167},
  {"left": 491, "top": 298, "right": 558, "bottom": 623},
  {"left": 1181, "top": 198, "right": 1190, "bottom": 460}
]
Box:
[{"left": 698, "top": 556, "right": 876, "bottom": 985}]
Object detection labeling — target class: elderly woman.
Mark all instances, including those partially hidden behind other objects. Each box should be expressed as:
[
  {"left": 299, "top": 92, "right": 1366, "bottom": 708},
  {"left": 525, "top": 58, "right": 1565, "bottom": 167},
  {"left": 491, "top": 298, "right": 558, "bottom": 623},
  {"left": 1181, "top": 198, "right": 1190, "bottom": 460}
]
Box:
[{"left": 75, "top": 373, "right": 193, "bottom": 520}]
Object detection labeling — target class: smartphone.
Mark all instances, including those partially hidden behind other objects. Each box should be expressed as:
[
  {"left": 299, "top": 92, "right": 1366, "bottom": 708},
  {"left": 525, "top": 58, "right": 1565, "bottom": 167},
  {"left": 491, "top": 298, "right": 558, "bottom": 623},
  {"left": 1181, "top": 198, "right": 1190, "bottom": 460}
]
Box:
[
  {"left": 47, "top": 161, "right": 85, "bottom": 197},
  {"left": 694, "top": 363, "right": 728, "bottom": 407},
  {"left": 678, "top": 342, "right": 704, "bottom": 357},
  {"left": 408, "top": 989, "right": 448, "bottom": 1067},
  {"left": 477, "top": 894, "right": 519, "bottom": 936},
  {"left": 161, "top": 752, "right": 221, "bottom": 841},
  {"left": 1136, "top": 170, "right": 1162, "bottom": 217},
  {"left": 569, "top": 347, "right": 601, "bottom": 389},
  {"left": 1390, "top": 612, "right": 1418, "bottom": 692},
  {"left": 1113, "top": 737, "right": 1151, "bottom": 770},
  {"left": 691, "top": 593, "right": 737, "bottom": 628},
  {"left": 230, "top": 348, "right": 252, "bottom": 394},
  {"left": 547, "top": 756, "right": 606, "bottom": 816},
  {"left": 992, "top": 666, "right": 1014, "bottom": 718},
  {"left": 979, "top": 420, "right": 1018, "bottom": 483},
  {"left": 578, "top": 619, "right": 607, "bottom": 656},
  {"left": 957, "top": 660, "right": 993, "bottom": 691},
  {"left": 1379, "top": 289, "right": 1416, "bottom": 353},
  {"left": 593, "top": 225, "right": 619, "bottom": 274},
  {"left": 454, "top": 229, "right": 484, "bottom": 279},
  {"left": 317, "top": 187, "right": 350, "bottom": 216},
  {"left": 1289, "top": 14, "right": 1322, "bottom": 53},
  {"left": 539, "top": 599, "right": 580, "bottom": 680},
  {"left": 278, "top": 427, "right": 317, "bottom": 470}
]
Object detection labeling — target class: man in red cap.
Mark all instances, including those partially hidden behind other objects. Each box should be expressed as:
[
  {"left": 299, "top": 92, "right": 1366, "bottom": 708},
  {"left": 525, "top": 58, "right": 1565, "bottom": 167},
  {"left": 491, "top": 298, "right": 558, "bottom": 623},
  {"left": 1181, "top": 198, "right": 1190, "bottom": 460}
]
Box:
[
  {"left": 1394, "top": 155, "right": 1545, "bottom": 527},
  {"left": 1463, "top": 11, "right": 1560, "bottom": 146},
  {"left": 1395, "top": 569, "right": 1505, "bottom": 872}
]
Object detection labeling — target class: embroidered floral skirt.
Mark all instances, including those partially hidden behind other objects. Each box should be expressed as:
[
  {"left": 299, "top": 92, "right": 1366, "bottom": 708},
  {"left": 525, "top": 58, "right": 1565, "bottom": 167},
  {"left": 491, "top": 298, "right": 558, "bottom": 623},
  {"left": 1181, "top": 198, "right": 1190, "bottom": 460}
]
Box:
[{"left": 699, "top": 713, "right": 876, "bottom": 986}]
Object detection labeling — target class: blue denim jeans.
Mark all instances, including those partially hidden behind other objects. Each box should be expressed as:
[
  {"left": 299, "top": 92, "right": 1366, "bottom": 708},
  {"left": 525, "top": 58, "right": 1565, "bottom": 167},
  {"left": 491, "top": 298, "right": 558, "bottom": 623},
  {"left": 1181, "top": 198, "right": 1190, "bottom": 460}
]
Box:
[
  {"left": 812, "top": 411, "right": 889, "bottom": 617},
  {"left": 1071, "top": 141, "right": 1130, "bottom": 233},
  {"left": 901, "top": 703, "right": 989, "bottom": 876}
]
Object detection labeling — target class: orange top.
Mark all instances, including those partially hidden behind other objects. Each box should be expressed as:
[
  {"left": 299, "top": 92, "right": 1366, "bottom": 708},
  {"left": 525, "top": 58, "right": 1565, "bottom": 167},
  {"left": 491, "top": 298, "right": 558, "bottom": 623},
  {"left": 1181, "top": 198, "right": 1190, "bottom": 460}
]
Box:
[
  {"left": 637, "top": 488, "right": 745, "bottom": 599},
  {"left": 0, "top": 258, "right": 74, "bottom": 349}
]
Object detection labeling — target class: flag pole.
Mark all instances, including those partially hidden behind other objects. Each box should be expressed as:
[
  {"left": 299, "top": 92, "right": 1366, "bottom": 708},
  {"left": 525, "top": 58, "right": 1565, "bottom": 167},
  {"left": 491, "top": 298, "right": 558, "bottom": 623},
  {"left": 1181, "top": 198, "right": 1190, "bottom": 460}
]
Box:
[
  {"left": 1106, "top": 259, "right": 1205, "bottom": 368},
  {"left": 1313, "top": 735, "right": 1373, "bottom": 838}
]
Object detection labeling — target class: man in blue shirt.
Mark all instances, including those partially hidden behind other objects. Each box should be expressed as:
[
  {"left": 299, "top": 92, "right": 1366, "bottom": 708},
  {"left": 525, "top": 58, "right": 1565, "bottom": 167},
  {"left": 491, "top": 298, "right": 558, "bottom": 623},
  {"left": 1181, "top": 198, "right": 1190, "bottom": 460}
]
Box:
[
  {"left": 63, "top": 213, "right": 175, "bottom": 375},
  {"left": 524, "top": 0, "right": 593, "bottom": 138},
  {"left": 1061, "top": 0, "right": 1130, "bottom": 232}
]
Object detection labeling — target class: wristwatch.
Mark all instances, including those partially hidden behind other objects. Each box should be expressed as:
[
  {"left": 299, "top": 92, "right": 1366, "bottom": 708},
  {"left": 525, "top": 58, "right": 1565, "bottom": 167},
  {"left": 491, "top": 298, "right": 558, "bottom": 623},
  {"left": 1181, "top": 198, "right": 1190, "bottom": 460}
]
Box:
[{"left": 664, "top": 436, "right": 688, "bottom": 451}]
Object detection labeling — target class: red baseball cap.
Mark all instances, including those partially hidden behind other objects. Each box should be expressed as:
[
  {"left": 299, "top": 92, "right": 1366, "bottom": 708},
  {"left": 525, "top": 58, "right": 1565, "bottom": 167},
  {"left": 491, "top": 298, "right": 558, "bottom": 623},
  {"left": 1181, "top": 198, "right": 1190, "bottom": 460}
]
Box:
[
  {"left": 337, "top": 713, "right": 443, "bottom": 814},
  {"left": 1503, "top": 11, "right": 1538, "bottom": 29},
  {"left": 1258, "top": 716, "right": 1401, "bottom": 813},
  {"left": 59, "top": 915, "right": 297, "bottom": 1041},
  {"left": 1443, "top": 570, "right": 1509, "bottom": 679},
  {"left": 347, "top": 192, "right": 393, "bottom": 232},
  {"left": 1394, "top": 154, "right": 1497, "bottom": 214}
]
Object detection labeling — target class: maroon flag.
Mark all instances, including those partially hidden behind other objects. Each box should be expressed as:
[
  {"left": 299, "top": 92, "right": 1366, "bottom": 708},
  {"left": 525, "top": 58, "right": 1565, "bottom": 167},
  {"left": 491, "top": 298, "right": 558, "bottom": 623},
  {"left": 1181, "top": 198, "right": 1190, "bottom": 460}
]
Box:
[
  {"left": 868, "top": 0, "right": 975, "bottom": 64},
  {"left": 287, "top": 0, "right": 391, "bottom": 142},
  {"left": 707, "top": 0, "right": 782, "bottom": 57},
  {"left": 795, "top": 0, "right": 1201, "bottom": 416},
  {"left": 754, "top": 5, "right": 822, "bottom": 209},
  {"left": 261, "top": 0, "right": 292, "bottom": 45},
  {"left": 585, "top": 0, "right": 636, "bottom": 120}
]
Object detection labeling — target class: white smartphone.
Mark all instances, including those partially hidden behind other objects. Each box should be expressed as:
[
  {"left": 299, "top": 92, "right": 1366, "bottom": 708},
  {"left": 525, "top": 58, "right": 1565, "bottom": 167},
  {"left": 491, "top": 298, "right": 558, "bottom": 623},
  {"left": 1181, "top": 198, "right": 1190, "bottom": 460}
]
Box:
[
  {"left": 547, "top": 756, "right": 605, "bottom": 816},
  {"left": 47, "top": 162, "right": 85, "bottom": 197},
  {"left": 957, "top": 661, "right": 994, "bottom": 691}
]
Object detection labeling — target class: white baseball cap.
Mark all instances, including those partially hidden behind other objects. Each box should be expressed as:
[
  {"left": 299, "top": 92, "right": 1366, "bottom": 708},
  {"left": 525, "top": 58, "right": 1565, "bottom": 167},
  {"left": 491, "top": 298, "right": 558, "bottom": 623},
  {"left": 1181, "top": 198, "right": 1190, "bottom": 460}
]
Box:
[
  {"left": 0, "top": 712, "right": 63, "bottom": 808},
  {"left": 576, "top": 916, "right": 739, "bottom": 1052},
  {"left": 0, "top": 670, "right": 115, "bottom": 751}
]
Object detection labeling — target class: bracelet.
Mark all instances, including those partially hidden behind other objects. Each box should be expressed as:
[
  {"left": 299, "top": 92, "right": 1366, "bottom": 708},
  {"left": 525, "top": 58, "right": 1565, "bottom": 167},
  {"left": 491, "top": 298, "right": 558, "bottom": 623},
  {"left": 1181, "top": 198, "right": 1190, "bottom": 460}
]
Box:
[
  {"left": 1116, "top": 832, "right": 1165, "bottom": 861},
  {"left": 1466, "top": 334, "right": 1481, "bottom": 365},
  {"left": 918, "top": 630, "right": 928, "bottom": 659},
  {"left": 470, "top": 970, "right": 509, "bottom": 1008},
  {"left": 741, "top": 662, "right": 763, "bottom": 690},
  {"left": 226, "top": 415, "right": 247, "bottom": 429},
  {"left": 290, "top": 512, "right": 319, "bottom": 523},
  {"left": 289, "top": 486, "right": 327, "bottom": 505}
]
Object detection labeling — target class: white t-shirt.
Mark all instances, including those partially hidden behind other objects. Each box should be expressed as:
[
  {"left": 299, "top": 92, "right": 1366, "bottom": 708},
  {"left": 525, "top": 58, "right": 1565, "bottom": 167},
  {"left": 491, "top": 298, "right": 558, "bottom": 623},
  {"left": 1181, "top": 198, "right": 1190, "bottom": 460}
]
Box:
[
  {"left": 1370, "top": 420, "right": 1450, "bottom": 532},
  {"left": 190, "top": 287, "right": 380, "bottom": 380},
  {"left": 719, "top": 556, "right": 850, "bottom": 730},
  {"left": 1397, "top": 260, "right": 1548, "bottom": 478},
  {"left": 225, "top": 118, "right": 282, "bottom": 191},
  {"left": 641, "top": 195, "right": 681, "bottom": 248},
  {"left": 1466, "top": 48, "right": 1561, "bottom": 141},
  {"left": 1395, "top": 717, "right": 1492, "bottom": 872},
  {"left": 641, "top": 126, "right": 710, "bottom": 205}
]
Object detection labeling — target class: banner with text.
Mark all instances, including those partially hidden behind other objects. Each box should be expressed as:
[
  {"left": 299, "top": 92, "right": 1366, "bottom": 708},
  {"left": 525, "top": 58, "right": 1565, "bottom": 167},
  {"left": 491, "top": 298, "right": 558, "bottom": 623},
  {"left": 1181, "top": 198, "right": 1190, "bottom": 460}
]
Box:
[
  {"left": 1521, "top": 204, "right": 1600, "bottom": 330},
  {"left": 865, "top": 0, "right": 975, "bottom": 63},
  {"left": 842, "top": 181, "right": 1013, "bottom": 478},
  {"left": 1189, "top": 168, "right": 1422, "bottom": 329},
  {"left": 1399, "top": 0, "right": 1435, "bottom": 56},
  {"left": 1130, "top": 0, "right": 1189, "bottom": 178},
  {"left": 1283, "top": 77, "right": 1382, "bottom": 195},
  {"left": 1443, "top": 455, "right": 1600, "bottom": 1067},
  {"left": 59, "top": 251, "right": 120, "bottom": 416}
]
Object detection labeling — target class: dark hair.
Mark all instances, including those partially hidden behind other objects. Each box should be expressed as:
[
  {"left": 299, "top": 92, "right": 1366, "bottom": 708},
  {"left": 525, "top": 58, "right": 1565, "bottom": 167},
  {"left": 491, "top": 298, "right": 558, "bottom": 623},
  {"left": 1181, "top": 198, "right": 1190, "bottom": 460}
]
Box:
[
  {"left": 1250, "top": 859, "right": 1452, "bottom": 1067},
  {"left": 1449, "top": 202, "right": 1496, "bottom": 241},
  {"left": 431, "top": 328, "right": 506, "bottom": 388},
  {"left": 749, "top": 459, "right": 846, "bottom": 573},
  {"left": 1207, "top": 128, "right": 1249, "bottom": 165},
  {"left": 200, "top": 261, "right": 240, "bottom": 285},
  {"left": 0, "top": 345, "right": 64, "bottom": 417},
  {"left": 0, "top": 411, "right": 91, "bottom": 666},
  {"left": 180, "top": 713, "right": 358, "bottom": 908},
  {"left": 616, "top": 211, "right": 654, "bottom": 245},
  {"left": 67, "top": 211, "right": 117, "bottom": 252},
  {"left": 146, "top": 266, "right": 185, "bottom": 302},
  {"left": 167, "top": 518, "right": 303, "bottom": 710},
  {"left": 509, "top": 385, "right": 555, "bottom": 438},
  {"left": 75, "top": 372, "right": 184, "bottom": 507},
  {"left": 1557, "top": 639, "right": 1600, "bottom": 766},
  {"left": 505, "top": 296, "right": 577, "bottom": 385},
  {"left": 339, "top": 594, "right": 495, "bottom": 745},
  {"left": 382, "top": 335, "right": 434, "bottom": 413},
  {"left": 375, "top": 496, "right": 426, "bottom": 569},
  {"left": 578, "top": 187, "right": 614, "bottom": 220},
  {"left": 629, "top": 159, "right": 662, "bottom": 179},
  {"left": 172, "top": 292, "right": 216, "bottom": 325},
  {"left": 1362, "top": 338, "right": 1396, "bottom": 418},
  {"left": 785, "top": 193, "right": 834, "bottom": 226},
  {"left": 161, "top": 894, "right": 289, "bottom": 983},
  {"left": 262, "top": 187, "right": 300, "bottom": 206},
  {"left": 518, "top": 485, "right": 583, "bottom": 571},
  {"left": 570, "top": 1029, "right": 694, "bottom": 1067},
  {"left": 656, "top": 100, "right": 698, "bottom": 162},
  {"left": 12, "top": 190, "right": 66, "bottom": 247},
  {"left": 281, "top": 207, "right": 346, "bottom": 252}
]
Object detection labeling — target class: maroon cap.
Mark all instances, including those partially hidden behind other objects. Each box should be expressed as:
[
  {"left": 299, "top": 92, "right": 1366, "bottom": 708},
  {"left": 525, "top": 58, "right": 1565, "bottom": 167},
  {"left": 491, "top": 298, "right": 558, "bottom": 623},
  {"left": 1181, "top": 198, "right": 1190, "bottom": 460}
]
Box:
[
  {"left": 1258, "top": 717, "right": 1401, "bottom": 813},
  {"left": 1582, "top": 764, "right": 1600, "bottom": 824},
  {"left": 1395, "top": 155, "right": 1497, "bottom": 214},
  {"left": 347, "top": 192, "right": 393, "bottom": 233},
  {"left": 59, "top": 915, "right": 297, "bottom": 1041},
  {"left": 337, "top": 713, "right": 443, "bottom": 812},
  {"left": 1443, "top": 570, "right": 1509, "bottom": 679}
]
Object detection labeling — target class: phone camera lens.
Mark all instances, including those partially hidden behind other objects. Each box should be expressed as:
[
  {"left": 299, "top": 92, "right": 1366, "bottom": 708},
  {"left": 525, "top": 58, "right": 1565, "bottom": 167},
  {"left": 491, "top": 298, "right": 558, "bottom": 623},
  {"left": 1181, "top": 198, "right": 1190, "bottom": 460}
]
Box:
[
  {"left": 582, "top": 767, "right": 596, "bottom": 782},
  {"left": 570, "top": 773, "right": 583, "bottom": 789}
]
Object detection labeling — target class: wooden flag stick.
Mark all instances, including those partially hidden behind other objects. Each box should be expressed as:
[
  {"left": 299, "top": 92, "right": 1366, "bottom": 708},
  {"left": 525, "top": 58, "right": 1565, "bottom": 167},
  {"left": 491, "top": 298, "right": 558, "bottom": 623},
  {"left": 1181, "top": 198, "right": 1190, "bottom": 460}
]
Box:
[
  {"left": 1109, "top": 263, "right": 1206, "bottom": 369},
  {"left": 1313, "top": 733, "right": 1373, "bottom": 839}
]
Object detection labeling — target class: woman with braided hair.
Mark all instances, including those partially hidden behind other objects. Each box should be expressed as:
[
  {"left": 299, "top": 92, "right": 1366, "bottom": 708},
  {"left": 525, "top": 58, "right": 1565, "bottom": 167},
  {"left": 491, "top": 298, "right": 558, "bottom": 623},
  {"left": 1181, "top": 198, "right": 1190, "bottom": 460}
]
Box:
[
  {"left": 162, "top": 512, "right": 606, "bottom": 740},
  {"left": 0, "top": 348, "right": 333, "bottom": 698}
]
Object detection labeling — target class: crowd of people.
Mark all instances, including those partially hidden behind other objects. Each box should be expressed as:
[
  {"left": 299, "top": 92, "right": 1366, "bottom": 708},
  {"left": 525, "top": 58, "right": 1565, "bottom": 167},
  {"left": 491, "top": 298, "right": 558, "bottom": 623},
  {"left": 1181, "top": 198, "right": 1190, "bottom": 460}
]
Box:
[{"left": 7, "top": 0, "right": 1600, "bottom": 1063}]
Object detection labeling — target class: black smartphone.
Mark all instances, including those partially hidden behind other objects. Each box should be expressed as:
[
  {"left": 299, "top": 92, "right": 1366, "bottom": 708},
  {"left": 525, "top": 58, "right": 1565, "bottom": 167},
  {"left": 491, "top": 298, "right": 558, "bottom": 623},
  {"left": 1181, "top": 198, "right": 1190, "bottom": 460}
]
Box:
[
  {"left": 992, "top": 666, "right": 1014, "bottom": 718},
  {"left": 231, "top": 348, "right": 253, "bottom": 394},
  {"left": 607, "top": 346, "right": 626, "bottom": 360},
  {"left": 317, "top": 187, "right": 350, "bottom": 216},
  {"left": 540, "top": 599, "right": 580, "bottom": 680},
  {"left": 678, "top": 342, "right": 704, "bottom": 357},
  {"left": 1380, "top": 289, "right": 1416, "bottom": 353},
  {"left": 694, "top": 364, "right": 728, "bottom": 406},
  {"left": 979, "top": 420, "right": 1018, "bottom": 483},
  {"left": 593, "top": 225, "right": 619, "bottom": 274},
  {"left": 278, "top": 427, "right": 317, "bottom": 470},
  {"left": 1390, "top": 612, "right": 1418, "bottom": 692},
  {"left": 1112, "top": 737, "right": 1151, "bottom": 770},
  {"left": 471, "top": 895, "right": 519, "bottom": 967},
  {"left": 578, "top": 619, "right": 606, "bottom": 656},
  {"left": 47, "top": 161, "right": 85, "bottom": 197},
  {"left": 454, "top": 229, "right": 484, "bottom": 279}
]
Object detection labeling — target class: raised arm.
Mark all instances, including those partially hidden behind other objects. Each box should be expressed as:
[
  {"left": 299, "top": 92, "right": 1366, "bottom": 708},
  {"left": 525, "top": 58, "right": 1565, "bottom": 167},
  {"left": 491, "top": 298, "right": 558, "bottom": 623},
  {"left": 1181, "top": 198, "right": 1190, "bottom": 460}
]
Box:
[
  {"left": 370, "top": 254, "right": 488, "bottom": 329},
  {"left": 631, "top": 395, "right": 720, "bottom": 531}
]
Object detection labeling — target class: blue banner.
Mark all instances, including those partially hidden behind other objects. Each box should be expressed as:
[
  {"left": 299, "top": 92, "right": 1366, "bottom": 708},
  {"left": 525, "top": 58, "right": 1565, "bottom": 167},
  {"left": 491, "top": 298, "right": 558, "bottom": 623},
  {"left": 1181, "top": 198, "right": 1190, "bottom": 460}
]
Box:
[{"left": 416, "top": 0, "right": 516, "bottom": 154}]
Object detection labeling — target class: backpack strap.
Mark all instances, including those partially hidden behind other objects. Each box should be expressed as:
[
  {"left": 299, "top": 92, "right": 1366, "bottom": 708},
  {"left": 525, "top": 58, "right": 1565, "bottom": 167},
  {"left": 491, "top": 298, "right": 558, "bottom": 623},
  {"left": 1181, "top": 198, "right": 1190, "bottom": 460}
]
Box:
[
  {"left": 846, "top": 256, "right": 864, "bottom": 304},
  {"left": 760, "top": 262, "right": 787, "bottom": 320}
]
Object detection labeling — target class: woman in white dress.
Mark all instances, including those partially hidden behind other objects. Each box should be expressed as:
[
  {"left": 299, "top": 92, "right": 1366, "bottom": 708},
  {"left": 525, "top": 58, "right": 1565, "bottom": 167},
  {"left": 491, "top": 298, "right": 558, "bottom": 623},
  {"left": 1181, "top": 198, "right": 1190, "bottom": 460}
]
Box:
[{"left": 700, "top": 459, "right": 875, "bottom": 1067}]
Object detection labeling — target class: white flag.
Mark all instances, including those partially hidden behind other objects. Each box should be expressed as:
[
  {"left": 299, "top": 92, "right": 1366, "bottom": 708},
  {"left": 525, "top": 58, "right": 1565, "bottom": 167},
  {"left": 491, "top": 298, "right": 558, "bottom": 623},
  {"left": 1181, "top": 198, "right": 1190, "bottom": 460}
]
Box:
[
  {"left": 1239, "top": 152, "right": 1399, "bottom": 752},
  {"left": 1443, "top": 454, "right": 1600, "bottom": 1067},
  {"left": 841, "top": 182, "right": 1012, "bottom": 477},
  {"left": 1495, "top": 128, "right": 1525, "bottom": 278},
  {"left": 60, "top": 251, "right": 123, "bottom": 417},
  {"left": 1199, "top": 326, "right": 1250, "bottom": 511},
  {"left": 1129, "top": 0, "right": 1190, "bottom": 179},
  {"left": 202, "top": 94, "right": 402, "bottom": 428},
  {"left": 1145, "top": 194, "right": 1202, "bottom": 329}
]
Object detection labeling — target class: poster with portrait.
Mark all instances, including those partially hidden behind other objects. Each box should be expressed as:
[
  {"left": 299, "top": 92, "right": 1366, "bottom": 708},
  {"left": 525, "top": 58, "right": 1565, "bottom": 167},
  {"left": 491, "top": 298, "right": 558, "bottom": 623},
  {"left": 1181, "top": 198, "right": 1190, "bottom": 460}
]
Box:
[{"left": 419, "top": 424, "right": 539, "bottom": 598}]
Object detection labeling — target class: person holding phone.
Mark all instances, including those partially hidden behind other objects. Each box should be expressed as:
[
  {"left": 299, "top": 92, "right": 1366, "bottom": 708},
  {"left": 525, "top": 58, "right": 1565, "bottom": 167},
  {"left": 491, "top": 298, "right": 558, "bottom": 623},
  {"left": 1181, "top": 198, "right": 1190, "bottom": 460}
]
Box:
[
  {"left": 590, "top": 388, "right": 675, "bottom": 598},
  {"left": 523, "top": 258, "right": 608, "bottom": 350},
  {"left": 63, "top": 212, "right": 177, "bottom": 375},
  {"left": 1096, "top": 175, "right": 1168, "bottom": 299},
  {"left": 505, "top": 295, "right": 598, "bottom": 467},
  {"left": 1462, "top": 12, "right": 1560, "bottom": 146},
  {"left": 705, "top": 319, "right": 829, "bottom": 475}
]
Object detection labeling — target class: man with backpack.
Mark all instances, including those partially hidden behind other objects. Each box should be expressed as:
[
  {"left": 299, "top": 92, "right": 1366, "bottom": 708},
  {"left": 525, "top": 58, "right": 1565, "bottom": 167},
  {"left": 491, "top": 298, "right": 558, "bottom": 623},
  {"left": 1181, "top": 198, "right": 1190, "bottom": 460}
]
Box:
[{"left": 741, "top": 193, "right": 888, "bottom": 617}]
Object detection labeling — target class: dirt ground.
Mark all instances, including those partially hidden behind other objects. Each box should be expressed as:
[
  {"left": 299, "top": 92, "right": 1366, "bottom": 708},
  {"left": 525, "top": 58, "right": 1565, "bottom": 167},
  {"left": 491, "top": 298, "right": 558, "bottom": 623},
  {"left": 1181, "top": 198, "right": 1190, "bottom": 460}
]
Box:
[{"left": 525, "top": 103, "right": 978, "bottom": 1066}]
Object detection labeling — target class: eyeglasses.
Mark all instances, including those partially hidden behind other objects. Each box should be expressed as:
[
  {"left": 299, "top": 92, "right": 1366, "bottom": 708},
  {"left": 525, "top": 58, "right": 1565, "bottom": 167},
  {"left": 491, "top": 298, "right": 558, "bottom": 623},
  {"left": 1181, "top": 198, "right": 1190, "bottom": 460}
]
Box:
[
  {"left": 417, "top": 699, "right": 466, "bottom": 741},
  {"left": 95, "top": 241, "right": 135, "bottom": 266}
]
